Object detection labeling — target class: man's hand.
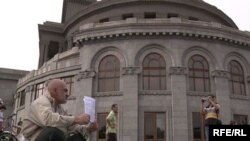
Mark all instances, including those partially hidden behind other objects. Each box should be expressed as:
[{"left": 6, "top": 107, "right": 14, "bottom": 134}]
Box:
[
  {"left": 74, "top": 114, "right": 90, "bottom": 125},
  {"left": 87, "top": 121, "right": 98, "bottom": 132}
]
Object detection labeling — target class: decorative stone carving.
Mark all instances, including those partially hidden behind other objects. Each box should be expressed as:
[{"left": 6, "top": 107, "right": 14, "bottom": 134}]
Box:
[
  {"left": 139, "top": 90, "right": 171, "bottom": 95},
  {"left": 230, "top": 94, "right": 250, "bottom": 101},
  {"left": 122, "top": 67, "right": 141, "bottom": 75},
  {"left": 77, "top": 70, "right": 96, "bottom": 81},
  {"left": 187, "top": 91, "right": 214, "bottom": 96},
  {"left": 211, "top": 70, "right": 230, "bottom": 79},
  {"left": 94, "top": 91, "right": 123, "bottom": 97},
  {"left": 169, "top": 67, "right": 187, "bottom": 75}
]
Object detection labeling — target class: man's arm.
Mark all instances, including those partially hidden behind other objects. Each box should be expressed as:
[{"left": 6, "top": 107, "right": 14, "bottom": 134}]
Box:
[
  {"left": 68, "top": 121, "right": 98, "bottom": 138},
  {"left": 208, "top": 97, "right": 220, "bottom": 110},
  {"left": 29, "top": 100, "right": 76, "bottom": 127},
  {"left": 200, "top": 100, "right": 206, "bottom": 115}
]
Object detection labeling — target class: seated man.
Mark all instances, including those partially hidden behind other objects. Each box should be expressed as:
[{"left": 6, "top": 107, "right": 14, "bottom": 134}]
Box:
[{"left": 21, "top": 79, "right": 98, "bottom": 141}]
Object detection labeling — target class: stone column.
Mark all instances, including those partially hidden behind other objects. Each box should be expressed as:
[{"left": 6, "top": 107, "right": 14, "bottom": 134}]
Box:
[
  {"left": 44, "top": 42, "right": 49, "bottom": 62},
  {"left": 121, "top": 67, "right": 140, "bottom": 141},
  {"left": 75, "top": 70, "right": 96, "bottom": 141},
  {"left": 212, "top": 70, "right": 231, "bottom": 124},
  {"left": 66, "top": 36, "right": 73, "bottom": 50},
  {"left": 38, "top": 41, "right": 48, "bottom": 67},
  {"left": 24, "top": 85, "right": 33, "bottom": 108},
  {"left": 169, "top": 67, "right": 189, "bottom": 141}
]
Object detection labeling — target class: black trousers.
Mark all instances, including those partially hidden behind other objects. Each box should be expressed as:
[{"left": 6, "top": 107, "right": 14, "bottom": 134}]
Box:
[
  {"left": 107, "top": 133, "right": 117, "bottom": 141},
  {"left": 35, "top": 127, "right": 86, "bottom": 141}
]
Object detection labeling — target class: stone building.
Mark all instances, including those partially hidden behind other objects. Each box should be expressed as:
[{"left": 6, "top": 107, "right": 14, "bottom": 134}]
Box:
[
  {"left": 16, "top": 0, "right": 250, "bottom": 141},
  {"left": 0, "top": 68, "right": 28, "bottom": 127}
]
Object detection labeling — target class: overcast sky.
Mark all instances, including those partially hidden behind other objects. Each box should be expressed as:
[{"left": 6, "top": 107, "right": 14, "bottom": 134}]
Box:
[{"left": 0, "top": 0, "right": 249, "bottom": 71}]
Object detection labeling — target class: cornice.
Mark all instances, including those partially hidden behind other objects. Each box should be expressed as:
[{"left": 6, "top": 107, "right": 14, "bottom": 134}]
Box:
[
  {"left": 73, "top": 19, "right": 250, "bottom": 49},
  {"left": 17, "top": 65, "right": 81, "bottom": 90}
]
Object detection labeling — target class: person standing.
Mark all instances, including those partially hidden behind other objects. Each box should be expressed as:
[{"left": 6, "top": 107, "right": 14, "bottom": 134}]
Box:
[
  {"left": 201, "top": 95, "right": 221, "bottom": 141},
  {"left": 21, "top": 79, "right": 98, "bottom": 141},
  {"left": 106, "top": 104, "right": 118, "bottom": 141}
]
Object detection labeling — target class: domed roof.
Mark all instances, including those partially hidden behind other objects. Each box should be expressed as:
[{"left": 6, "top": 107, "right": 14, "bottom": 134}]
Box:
[{"left": 62, "top": 0, "right": 237, "bottom": 30}]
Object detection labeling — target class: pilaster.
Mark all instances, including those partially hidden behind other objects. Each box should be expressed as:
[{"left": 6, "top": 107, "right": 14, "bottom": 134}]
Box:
[
  {"left": 121, "top": 67, "right": 140, "bottom": 141},
  {"left": 169, "top": 67, "right": 189, "bottom": 141},
  {"left": 75, "top": 70, "right": 96, "bottom": 114},
  {"left": 211, "top": 70, "right": 231, "bottom": 124}
]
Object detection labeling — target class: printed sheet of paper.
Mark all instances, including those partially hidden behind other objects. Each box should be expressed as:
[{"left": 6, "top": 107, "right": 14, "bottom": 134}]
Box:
[{"left": 83, "top": 96, "right": 96, "bottom": 122}]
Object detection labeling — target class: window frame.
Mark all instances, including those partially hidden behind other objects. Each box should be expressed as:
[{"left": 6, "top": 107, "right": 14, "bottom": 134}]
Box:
[
  {"left": 34, "top": 82, "right": 45, "bottom": 100},
  {"left": 19, "top": 90, "right": 26, "bottom": 107},
  {"left": 233, "top": 114, "right": 248, "bottom": 125},
  {"left": 97, "top": 112, "right": 109, "bottom": 141},
  {"left": 61, "top": 76, "right": 74, "bottom": 96},
  {"left": 144, "top": 112, "right": 166, "bottom": 141},
  {"left": 188, "top": 55, "right": 210, "bottom": 92},
  {"left": 98, "top": 55, "right": 120, "bottom": 92},
  {"left": 228, "top": 60, "right": 246, "bottom": 95},
  {"left": 142, "top": 53, "right": 166, "bottom": 90}
]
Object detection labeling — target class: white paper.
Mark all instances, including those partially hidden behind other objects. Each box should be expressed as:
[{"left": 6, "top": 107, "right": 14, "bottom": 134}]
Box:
[{"left": 83, "top": 96, "right": 96, "bottom": 122}]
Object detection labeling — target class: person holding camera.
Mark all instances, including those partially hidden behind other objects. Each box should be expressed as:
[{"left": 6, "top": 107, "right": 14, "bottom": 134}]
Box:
[{"left": 200, "top": 95, "right": 221, "bottom": 141}]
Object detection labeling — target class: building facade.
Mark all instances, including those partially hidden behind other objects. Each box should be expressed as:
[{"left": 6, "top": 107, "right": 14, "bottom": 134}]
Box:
[
  {"left": 0, "top": 68, "right": 28, "bottom": 128},
  {"left": 16, "top": 0, "right": 250, "bottom": 141}
]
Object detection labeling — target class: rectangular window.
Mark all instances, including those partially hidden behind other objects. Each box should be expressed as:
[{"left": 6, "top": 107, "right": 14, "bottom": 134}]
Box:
[
  {"left": 189, "top": 17, "right": 199, "bottom": 21},
  {"left": 192, "top": 112, "right": 203, "bottom": 141},
  {"left": 167, "top": 13, "right": 179, "bottom": 18},
  {"left": 233, "top": 114, "right": 248, "bottom": 125},
  {"left": 99, "top": 18, "right": 109, "bottom": 23},
  {"left": 61, "top": 76, "right": 74, "bottom": 95},
  {"left": 144, "top": 112, "right": 166, "bottom": 141},
  {"left": 97, "top": 113, "right": 108, "bottom": 141},
  {"left": 48, "top": 41, "right": 59, "bottom": 60},
  {"left": 34, "top": 82, "right": 44, "bottom": 100},
  {"left": 144, "top": 12, "right": 156, "bottom": 19},
  {"left": 122, "top": 13, "right": 134, "bottom": 20},
  {"left": 19, "top": 90, "right": 26, "bottom": 107}
]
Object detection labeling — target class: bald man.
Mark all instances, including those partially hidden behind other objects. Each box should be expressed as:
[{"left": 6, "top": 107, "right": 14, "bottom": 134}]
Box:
[{"left": 21, "top": 79, "right": 98, "bottom": 141}]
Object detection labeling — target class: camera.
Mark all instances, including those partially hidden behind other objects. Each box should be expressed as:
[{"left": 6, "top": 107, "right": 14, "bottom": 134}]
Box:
[{"left": 201, "top": 97, "right": 208, "bottom": 102}]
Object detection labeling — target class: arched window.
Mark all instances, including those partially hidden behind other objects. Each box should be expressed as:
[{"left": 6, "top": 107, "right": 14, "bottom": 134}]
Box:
[
  {"left": 143, "top": 53, "right": 166, "bottom": 90},
  {"left": 228, "top": 60, "right": 246, "bottom": 95},
  {"left": 188, "top": 55, "right": 210, "bottom": 92},
  {"left": 98, "top": 55, "right": 120, "bottom": 92}
]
